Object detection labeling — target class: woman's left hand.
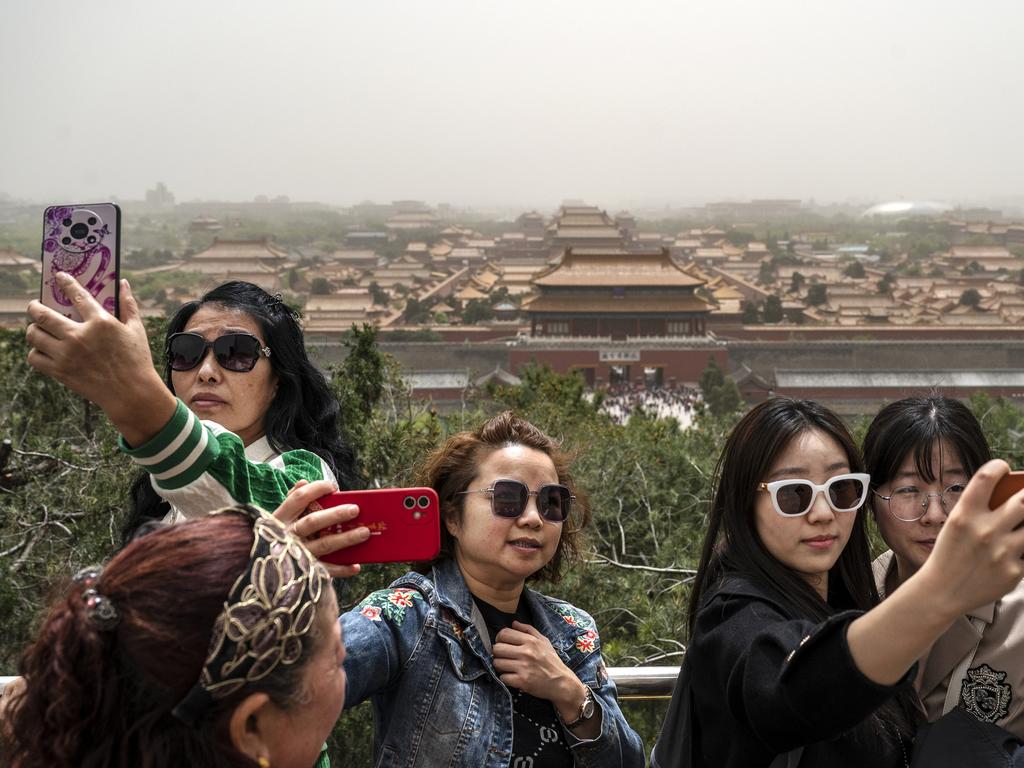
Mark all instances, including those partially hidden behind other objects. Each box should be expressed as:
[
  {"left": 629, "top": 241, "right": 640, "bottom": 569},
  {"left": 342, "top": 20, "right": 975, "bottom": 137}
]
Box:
[
  {"left": 493, "top": 621, "right": 590, "bottom": 721},
  {"left": 273, "top": 479, "right": 370, "bottom": 579}
]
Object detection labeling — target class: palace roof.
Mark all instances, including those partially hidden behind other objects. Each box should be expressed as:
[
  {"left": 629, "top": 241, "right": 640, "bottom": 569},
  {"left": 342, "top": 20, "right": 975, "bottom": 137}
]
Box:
[
  {"left": 533, "top": 248, "right": 706, "bottom": 288},
  {"left": 526, "top": 294, "right": 713, "bottom": 314}
]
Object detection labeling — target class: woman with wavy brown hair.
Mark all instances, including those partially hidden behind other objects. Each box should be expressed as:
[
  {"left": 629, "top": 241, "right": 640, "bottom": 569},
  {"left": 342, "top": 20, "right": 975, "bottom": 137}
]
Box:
[
  {"left": 339, "top": 411, "right": 645, "bottom": 768},
  {"left": 3, "top": 507, "right": 345, "bottom": 768}
]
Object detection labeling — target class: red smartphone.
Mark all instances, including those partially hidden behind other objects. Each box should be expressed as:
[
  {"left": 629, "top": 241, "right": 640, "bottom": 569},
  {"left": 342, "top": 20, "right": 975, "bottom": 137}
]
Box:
[
  {"left": 40, "top": 203, "right": 121, "bottom": 321},
  {"left": 306, "top": 487, "right": 441, "bottom": 565},
  {"left": 989, "top": 471, "right": 1024, "bottom": 510}
]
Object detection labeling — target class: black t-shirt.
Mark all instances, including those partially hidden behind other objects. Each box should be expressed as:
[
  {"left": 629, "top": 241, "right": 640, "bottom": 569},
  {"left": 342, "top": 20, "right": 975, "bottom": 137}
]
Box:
[{"left": 473, "top": 595, "right": 574, "bottom": 768}]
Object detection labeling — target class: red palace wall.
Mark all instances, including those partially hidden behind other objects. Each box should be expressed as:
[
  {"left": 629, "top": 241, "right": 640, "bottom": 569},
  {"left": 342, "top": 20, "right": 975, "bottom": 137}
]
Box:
[{"left": 507, "top": 347, "right": 728, "bottom": 386}]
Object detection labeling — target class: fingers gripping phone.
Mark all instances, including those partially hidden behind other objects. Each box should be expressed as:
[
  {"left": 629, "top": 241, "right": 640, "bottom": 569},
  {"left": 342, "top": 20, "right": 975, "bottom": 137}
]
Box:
[
  {"left": 40, "top": 203, "right": 121, "bottom": 320},
  {"left": 307, "top": 487, "right": 441, "bottom": 565},
  {"left": 989, "top": 471, "right": 1024, "bottom": 510}
]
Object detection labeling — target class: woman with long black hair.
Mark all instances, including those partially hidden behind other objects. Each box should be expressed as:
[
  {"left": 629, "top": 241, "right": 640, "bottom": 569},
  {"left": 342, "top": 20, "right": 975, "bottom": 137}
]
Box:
[
  {"left": 26, "top": 274, "right": 363, "bottom": 567},
  {"left": 654, "top": 397, "right": 1024, "bottom": 768}
]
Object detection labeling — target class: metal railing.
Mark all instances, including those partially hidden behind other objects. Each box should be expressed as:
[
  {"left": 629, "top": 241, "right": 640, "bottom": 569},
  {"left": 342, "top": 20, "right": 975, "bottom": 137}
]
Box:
[
  {"left": 606, "top": 666, "right": 679, "bottom": 700},
  {"left": 1, "top": 668, "right": 681, "bottom": 700}
]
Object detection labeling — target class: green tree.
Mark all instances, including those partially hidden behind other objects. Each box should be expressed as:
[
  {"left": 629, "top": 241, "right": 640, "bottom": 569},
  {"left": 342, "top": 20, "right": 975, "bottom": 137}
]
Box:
[
  {"left": 959, "top": 288, "right": 982, "bottom": 308},
  {"left": 310, "top": 277, "right": 332, "bottom": 295},
  {"left": 758, "top": 261, "right": 775, "bottom": 285},
  {"left": 706, "top": 377, "right": 743, "bottom": 417},
  {"left": 741, "top": 301, "right": 761, "bottom": 324},
  {"left": 843, "top": 261, "right": 866, "bottom": 278},
  {"left": 330, "top": 324, "right": 387, "bottom": 480},
  {"left": 763, "top": 295, "right": 783, "bottom": 323},
  {"left": 806, "top": 284, "right": 828, "bottom": 305},
  {"left": 368, "top": 282, "right": 389, "bottom": 306},
  {"left": 698, "top": 356, "right": 725, "bottom": 395},
  {"left": 461, "top": 298, "right": 494, "bottom": 325},
  {"left": 402, "top": 297, "right": 431, "bottom": 324},
  {"left": 790, "top": 272, "right": 806, "bottom": 293},
  {"left": 878, "top": 272, "right": 895, "bottom": 294},
  {"left": 725, "top": 229, "right": 755, "bottom": 246}
]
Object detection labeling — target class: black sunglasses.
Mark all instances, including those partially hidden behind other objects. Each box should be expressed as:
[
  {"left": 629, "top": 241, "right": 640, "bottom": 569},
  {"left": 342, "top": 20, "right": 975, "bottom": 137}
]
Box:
[
  {"left": 167, "top": 332, "right": 271, "bottom": 373},
  {"left": 456, "top": 479, "right": 574, "bottom": 523}
]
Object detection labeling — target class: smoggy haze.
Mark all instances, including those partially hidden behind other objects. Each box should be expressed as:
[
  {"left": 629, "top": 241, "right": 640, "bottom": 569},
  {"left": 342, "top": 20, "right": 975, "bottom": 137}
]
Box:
[{"left": 3, "top": 0, "right": 1022, "bottom": 209}]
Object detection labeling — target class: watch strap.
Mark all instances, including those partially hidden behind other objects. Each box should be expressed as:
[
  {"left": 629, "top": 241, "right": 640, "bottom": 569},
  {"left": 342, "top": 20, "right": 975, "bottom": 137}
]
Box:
[{"left": 561, "top": 687, "right": 595, "bottom": 729}]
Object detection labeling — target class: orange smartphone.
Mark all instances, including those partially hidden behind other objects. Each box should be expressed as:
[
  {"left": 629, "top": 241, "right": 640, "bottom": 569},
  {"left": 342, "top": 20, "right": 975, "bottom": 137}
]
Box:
[
  {"left": 306, "top": 488, "right": 441, "bottom": 565},
  {"left": 988, "top": 471, "right": 1024, "bottom": 510}
]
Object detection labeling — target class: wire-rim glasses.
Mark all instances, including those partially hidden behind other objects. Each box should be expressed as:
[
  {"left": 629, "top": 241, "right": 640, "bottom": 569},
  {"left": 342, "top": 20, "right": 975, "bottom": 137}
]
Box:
[{"left": 872, "top": 482, "right": 966, "bottom": 522}]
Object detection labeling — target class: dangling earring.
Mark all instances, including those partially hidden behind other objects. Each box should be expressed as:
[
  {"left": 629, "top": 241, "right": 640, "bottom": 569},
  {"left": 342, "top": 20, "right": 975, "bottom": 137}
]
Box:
[{"left": 258, "top": 758, "right": 271, "bottom": 768}]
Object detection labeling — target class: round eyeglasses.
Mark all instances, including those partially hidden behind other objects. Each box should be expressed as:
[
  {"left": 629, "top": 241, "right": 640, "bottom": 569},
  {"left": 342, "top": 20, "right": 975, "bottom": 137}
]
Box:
[{"left": 872, "top": 483, "right": 966, "bottom": 522}]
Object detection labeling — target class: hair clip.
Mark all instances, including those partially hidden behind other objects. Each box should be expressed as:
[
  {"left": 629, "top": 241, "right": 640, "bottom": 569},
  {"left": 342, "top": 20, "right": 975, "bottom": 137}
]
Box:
[{"left": 74, "top": 566, "right": 120, "bottom": 631}]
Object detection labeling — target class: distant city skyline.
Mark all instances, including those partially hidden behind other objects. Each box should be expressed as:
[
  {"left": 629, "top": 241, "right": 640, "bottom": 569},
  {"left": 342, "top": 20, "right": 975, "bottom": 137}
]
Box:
[{"left": 3, "top": 1, "right": 1022, "bottom": 209}]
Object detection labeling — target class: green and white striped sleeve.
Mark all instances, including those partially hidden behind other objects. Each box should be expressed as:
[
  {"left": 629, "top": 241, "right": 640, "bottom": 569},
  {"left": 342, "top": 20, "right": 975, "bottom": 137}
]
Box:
[{"left": 120, "top": 399, "right": 331, "bottom": 521}]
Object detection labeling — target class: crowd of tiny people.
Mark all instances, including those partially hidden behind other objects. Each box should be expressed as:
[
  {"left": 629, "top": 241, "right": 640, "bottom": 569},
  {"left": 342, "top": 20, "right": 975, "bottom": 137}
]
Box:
[
  {"left": 596, "top": 383, "right": 700, "bottom": 428},
  {"left": 3, "top": 274, "right": 1024, "bottom": 768}
]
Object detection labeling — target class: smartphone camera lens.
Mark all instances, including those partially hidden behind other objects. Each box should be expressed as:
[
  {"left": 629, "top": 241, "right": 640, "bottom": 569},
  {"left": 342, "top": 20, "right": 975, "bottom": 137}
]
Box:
[
  {"left": 87, "top": 217, "right": 97, "bottom": 225},
  {"left": 70, "top": 222, "right": 90, "bottom": 239},
  {"left": 417, "top": 495, "right": 430, "bottom": 509},
  {"left": 403, "top": 496, "right": 416, "bottom": 510},
  {"left": 61, "top": 237, "right": 71, "bottom": 245},
  {"left": 62, "top": 218, "right": 72, "bottom": 227}
]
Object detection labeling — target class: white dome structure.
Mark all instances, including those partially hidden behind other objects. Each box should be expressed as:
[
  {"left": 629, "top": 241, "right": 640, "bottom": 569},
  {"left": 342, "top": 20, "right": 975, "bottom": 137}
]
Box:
[{"left": 861, "top": 200, "right": 952, "bottom": 218}]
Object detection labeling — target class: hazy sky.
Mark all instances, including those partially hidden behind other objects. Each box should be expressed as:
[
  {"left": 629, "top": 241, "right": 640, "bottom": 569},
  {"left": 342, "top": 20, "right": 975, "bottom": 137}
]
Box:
[{"left": 3, "top": 1, "right": 1022, "bottom": 209}]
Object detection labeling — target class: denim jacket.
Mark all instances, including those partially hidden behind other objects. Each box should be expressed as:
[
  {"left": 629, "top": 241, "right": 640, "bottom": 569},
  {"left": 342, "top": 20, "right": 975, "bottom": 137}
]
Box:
[{"left": 341, "top": 558, "right": 645, "bottom": 768}]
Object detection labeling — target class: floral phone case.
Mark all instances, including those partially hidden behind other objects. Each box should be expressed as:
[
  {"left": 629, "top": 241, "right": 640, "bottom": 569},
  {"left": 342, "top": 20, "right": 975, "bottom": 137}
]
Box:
[{"left": 40, "top": 202, "right": 121, "bottom": 320}]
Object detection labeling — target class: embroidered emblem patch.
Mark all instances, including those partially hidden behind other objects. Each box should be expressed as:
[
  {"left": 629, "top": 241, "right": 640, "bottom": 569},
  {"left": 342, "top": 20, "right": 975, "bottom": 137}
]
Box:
[
  {"left": 355, "top": 588, "right": 423, "bottom": 625},
  {"left": 960, "top": 663, "right": 1012, "bottom": 723}
]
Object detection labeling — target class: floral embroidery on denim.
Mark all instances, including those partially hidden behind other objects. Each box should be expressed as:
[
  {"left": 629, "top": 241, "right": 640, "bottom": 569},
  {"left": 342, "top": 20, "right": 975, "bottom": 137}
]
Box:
[
  {"left": 356, "top": 588, "right": 423, "bottom": 625},
  {"left": 544, "top": 601, "right": 595, "bottom": 631},
  {"left": 544, "top": 602, "right": 599, "bottom": 655},
  {"left": 575, "top": 629, "right": 598, "bottom": 654}
]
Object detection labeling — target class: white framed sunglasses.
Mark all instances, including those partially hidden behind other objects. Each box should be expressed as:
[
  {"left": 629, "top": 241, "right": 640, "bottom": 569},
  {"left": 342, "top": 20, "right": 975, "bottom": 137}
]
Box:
[{"left": 757, "top": 473, "right": 871, "bottom": 517}]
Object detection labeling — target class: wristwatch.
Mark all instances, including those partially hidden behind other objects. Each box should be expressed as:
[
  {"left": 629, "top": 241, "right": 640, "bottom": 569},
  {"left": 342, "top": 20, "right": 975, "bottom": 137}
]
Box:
[{"left": 561, "top": 687, "right": 596, "bottom": 730}]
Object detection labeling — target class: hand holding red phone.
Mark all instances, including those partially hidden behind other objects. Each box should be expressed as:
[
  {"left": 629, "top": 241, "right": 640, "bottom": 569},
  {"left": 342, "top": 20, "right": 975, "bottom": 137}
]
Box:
[
  {"left": 274, "top": 479, "right": 371, "bottom": 579},
  {"left": 26, "top": 273, "right": 176, "bottom": 447}
]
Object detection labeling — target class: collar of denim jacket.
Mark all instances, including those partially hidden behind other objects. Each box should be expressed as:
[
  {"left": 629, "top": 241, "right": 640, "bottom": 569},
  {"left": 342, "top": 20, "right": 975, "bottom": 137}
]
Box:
[{"left": 429, "top": 558, "right": 577, "bottom": 656}]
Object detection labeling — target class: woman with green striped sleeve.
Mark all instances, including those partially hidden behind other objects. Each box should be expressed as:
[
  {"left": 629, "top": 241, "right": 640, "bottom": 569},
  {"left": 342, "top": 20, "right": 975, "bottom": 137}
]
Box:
[{"left": 26, "top": 275, "right": 363, "bottom": 571}]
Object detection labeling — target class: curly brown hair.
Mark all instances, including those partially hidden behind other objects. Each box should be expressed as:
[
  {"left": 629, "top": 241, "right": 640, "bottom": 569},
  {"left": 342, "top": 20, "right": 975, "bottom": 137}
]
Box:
[
  {"left": 416, "top": 411, "right": 590, "bottom": 583},
  {"left": 4, "top": 510, "right": 328, "bottom": 768}
]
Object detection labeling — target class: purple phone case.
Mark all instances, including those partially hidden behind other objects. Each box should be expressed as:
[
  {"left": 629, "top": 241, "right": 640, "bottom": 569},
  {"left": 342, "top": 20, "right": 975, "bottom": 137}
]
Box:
[{"left": 41, "top": 203, "right": 121, "bottom": 320}]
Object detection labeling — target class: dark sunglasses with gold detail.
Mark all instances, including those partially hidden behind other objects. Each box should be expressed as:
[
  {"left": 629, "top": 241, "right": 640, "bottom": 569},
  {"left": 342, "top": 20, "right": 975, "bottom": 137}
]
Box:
[{"left": 167, "top": 332, "right": 271, "bottom": 373}]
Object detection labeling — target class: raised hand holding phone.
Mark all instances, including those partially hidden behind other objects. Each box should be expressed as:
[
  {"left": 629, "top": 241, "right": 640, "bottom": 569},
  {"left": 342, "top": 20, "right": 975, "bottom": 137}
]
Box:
[
  {"left": 304, "top": 486, "right": 441, "bottom": 566},
  {"left": 26, "top": 272, "right": 176, "bottom": 447},
  {"left": 274, "top": 479, "right": 370, "bottom": 579},
  {"left": 41, "top": 203, "right": 121, "bottom": 320}
]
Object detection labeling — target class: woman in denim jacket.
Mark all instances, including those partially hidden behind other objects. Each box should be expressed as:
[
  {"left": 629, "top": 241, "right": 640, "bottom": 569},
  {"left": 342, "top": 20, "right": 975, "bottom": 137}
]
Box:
[{"left": 341, "top": 412, "right": 645, "bottom": 768}]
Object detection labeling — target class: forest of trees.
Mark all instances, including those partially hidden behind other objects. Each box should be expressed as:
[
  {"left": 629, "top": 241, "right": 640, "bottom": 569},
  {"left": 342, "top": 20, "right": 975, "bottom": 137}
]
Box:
[{"left": 3, "top": 323, "right": 1024, "bottom": 763}]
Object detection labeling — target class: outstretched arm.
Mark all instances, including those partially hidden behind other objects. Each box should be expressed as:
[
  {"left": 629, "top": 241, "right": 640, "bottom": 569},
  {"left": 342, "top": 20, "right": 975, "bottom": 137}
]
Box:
[{"left": 847, "top": 459, "right": 1024, "bottom": 684}]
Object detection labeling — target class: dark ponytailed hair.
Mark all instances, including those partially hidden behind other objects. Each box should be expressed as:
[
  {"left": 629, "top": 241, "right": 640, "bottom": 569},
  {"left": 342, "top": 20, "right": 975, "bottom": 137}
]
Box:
[
  {"left": 6, "top": 511, "right": 326, "bottom": 768},
  {"left": 416, "top": 411, "right": 591, "bottom": 583},
  {"left": 124, "top": 281, "right": 356, "bottom": 542},
  {"left": 863, "top": 393, "right": 990, "bottom": 491}
]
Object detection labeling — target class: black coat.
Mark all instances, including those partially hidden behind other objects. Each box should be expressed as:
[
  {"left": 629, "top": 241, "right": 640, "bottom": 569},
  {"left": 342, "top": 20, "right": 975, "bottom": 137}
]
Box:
[{"left": 673, "top": 575, "right": 913, "bottom": 768}]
